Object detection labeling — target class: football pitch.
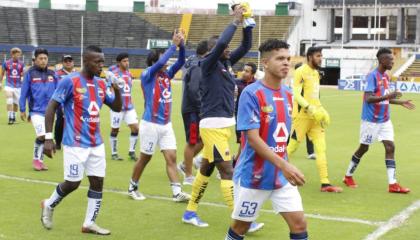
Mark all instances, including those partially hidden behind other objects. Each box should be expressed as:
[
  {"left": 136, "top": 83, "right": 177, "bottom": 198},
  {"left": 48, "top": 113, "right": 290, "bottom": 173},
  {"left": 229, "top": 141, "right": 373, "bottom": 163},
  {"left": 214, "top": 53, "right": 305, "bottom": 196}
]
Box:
[{"left": 1, "top": 82, "right": 420, "bottom": 240}]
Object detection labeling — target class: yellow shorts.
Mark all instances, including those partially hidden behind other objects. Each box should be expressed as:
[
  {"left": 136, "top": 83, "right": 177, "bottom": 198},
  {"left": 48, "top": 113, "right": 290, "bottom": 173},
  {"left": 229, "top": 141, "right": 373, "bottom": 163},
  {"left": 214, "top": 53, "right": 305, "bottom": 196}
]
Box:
[
  {"left": 290, "top": 117, "right": 325, "bottom": 142},
  {"left": 200, "top": 127, "right": 232, "bottom": 163}
]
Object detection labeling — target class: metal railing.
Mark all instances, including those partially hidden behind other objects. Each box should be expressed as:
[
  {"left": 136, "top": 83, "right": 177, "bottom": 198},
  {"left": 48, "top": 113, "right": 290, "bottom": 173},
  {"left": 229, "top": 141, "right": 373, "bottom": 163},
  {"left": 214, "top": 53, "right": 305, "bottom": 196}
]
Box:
[{"left": 315, "top": 0, "right": 419, "bottom": 6}]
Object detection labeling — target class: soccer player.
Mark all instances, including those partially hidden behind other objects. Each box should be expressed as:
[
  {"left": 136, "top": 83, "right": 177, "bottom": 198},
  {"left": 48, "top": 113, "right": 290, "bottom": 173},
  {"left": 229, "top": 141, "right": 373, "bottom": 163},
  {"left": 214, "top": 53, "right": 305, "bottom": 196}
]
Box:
[
  {"left": 287, "top": 47, "right": 342, "bottom": 193},
  {"left": 293, "top": 62, "right": 315, "bottom": 160},
  {"left": 343, "top": 48, "right": 415, "bottom": 193},
  {"left": 20, "top": 48, "right": 57, "bottom": 171},
  {"left": 54, "top": 54, "right": 76, "bottom": 150},
  {"left": 182, "top": 5, "right": 254, "bottom": 227},
  {"left": 128, "top": 30, "right": 191, "bottom": 202},
  {"left": 233, "top": 62, "right": 256, "bottom": 165},
  {"left": 108, "top": 52, "right": 139, "bottom": 161},
  {"left": 1, "top": 47, "right": 24, "bottom": 124},
  {"left": 225, "top": 38, "right": 308, "bottom": 240},
  {"left": 40, "top": 45, "right": 122, "bottom": 235},
  {"left": 178, "top": 40, "right": 209, "bottom": 185}
]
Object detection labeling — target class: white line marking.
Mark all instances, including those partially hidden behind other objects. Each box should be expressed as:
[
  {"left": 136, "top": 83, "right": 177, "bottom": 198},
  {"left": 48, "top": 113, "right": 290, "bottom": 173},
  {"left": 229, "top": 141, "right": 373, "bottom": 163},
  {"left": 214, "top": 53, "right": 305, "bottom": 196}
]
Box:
[
  {"left": 0, "top": 174, "right": 383, "bottom": 226},
  {"left": 364, "top": 200, "right": 420, "bottom": 240}
]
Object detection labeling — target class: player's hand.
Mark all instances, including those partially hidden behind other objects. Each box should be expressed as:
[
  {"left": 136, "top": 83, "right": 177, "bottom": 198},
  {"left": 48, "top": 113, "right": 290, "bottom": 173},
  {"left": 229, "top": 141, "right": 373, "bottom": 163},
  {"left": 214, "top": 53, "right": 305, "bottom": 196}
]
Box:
[
  {"left": 44, "top": 139, "right": 56, "bottom": 158},
  {"left": 20, "top": 112, "right": 27, "bottom": 122},
  {"left": 232, "top": 4, "right": 245, "bottom": 25},
  {"left": 320, "top": 107, "right": 330, "bottom": 128},
  {"left": 172, "top": 29, "right": 184, "bottom": 47},
  {"left": 401, "top": 100, "right": 415, "bottom": 110},
  {"left": 386, "top": 91, "right": 402, "bottom": 100},
  {"left": 282, "top": 162, "right": 305, "bottom": 186}
]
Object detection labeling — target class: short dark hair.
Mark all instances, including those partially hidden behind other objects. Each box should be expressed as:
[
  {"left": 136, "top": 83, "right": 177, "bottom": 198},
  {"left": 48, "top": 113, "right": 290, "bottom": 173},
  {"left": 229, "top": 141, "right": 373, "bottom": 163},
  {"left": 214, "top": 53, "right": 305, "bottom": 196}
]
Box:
[
  {"left": 34, "top": 48, "right": 48, "bottom": 58},
  {"left": 196, "top": 40, "right": 208, "bottom": 56},
  {"left": 116, "top": 52, "right": 129, "bottom": 62},
  {"left": 83, "top": 45, "right": 102, "bottom": 58},
  {"left": 259, "top": 39, "right": 289, "bottom": 56},
  {"left": 376, "top": 48, "right": 392, "bottom": 59},
  {"left": 146, "top": 49, "right": 165, "bottom": 67},
  {"left": 306, "top": 46, "right": 322, "bottom": 61},
  {"left": 244, "top": 62, "right": 257, "bottom": 74}
]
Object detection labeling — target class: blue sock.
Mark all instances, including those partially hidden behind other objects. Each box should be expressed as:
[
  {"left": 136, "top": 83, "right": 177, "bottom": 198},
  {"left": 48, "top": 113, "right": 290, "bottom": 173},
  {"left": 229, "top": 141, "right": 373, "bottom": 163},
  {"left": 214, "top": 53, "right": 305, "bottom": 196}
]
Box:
[
  {"left": 290, "top": 231, "right": 308, "bottom": 240},
  {"left": 225, "top": 227, "right": 244, "bottom": 240}
]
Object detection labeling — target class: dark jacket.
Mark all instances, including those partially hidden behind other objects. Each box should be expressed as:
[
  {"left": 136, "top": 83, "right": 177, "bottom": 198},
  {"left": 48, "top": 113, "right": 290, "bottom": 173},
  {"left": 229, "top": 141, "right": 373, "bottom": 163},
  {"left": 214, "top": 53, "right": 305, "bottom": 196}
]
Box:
[
  {"left": 199, "top": 24, "right": 252, "bottom": 119},
  {"left": 181, "top": 55, "right": 203, "bottom": 114}
]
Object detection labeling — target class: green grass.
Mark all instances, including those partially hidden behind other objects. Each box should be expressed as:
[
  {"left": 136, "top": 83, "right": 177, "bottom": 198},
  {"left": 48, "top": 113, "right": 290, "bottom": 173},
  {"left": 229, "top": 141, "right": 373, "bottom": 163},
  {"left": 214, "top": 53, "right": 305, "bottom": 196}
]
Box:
[{"left": 1, "top": 83, "right": 420, "bottom": 240}]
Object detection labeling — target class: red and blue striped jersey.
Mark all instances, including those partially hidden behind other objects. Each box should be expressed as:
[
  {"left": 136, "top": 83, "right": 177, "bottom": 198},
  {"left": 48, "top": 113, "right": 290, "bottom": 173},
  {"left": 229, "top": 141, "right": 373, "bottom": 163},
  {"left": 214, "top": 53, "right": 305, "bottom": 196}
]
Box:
[
  {"left": 234, "top": 81, "right": 293, "bottom": 190},
  {"left": 362, "top": 69, "right": 390, "bottom": 123},
  {"left": 55, "top": 68, "right": 75, "bottom": 81},
  {"left": 52, "top": 72, "right": 115, "bottom": 148},
  {"left": 109, "top": 65, "right": 134, "bottom": 111},
  {"left": 141, "top": 44, "right": 185, "bottom": 125},
  {"left": 2, "top": 59, "right": 24, "bottom": 88}
]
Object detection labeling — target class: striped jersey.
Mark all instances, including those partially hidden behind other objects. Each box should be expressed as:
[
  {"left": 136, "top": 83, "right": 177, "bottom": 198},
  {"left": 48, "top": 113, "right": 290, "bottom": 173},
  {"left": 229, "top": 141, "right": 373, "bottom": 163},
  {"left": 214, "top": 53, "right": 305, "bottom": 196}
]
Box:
[
  {"left": 362, "top": 68, "right": 390, "bottom": 123},
  {"left": 234, "top": 81, "right": 293, "bottom": 190},
  {"left": 109, "top": 65, "right": 134, "bottom": 111},
  {"left": 2, "top": 59, "right": 24, "bottom": 88},
  {"left": 52, "top": 72, "right": 115, "bottom": 148}
]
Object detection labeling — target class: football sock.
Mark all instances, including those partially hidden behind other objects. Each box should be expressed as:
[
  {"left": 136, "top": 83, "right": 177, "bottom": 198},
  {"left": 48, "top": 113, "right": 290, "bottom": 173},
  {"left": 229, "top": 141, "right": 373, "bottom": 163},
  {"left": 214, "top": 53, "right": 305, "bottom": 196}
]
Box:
[
  {"left": 345, "top": 155, "right": 361, "bottom": 176},
  {"left": 128, "top": 179, "right": 138, "bottom": 191},
  {"left": 45, "top": 184, "right": 68, "bottom": 209},
  {"left": 34, "top": 138, "right": 45, "bottom": 162},
  {"left": 313, "top": 138, "right": 330, "bottom": 184},
  {"left": 225, "top": 227, "right": 244, "bottom": 240},
  {"left": 110, "top": 133, "right": 118, "bottom": 155},
  {"left": 385, "top": 159, "right": 397, "bottom": 184},
  {"left": 220, "top": 179, "right": 234, "bottom": 210},
  {"left": 7, "top": 111, "right": 12, "bottom": 120},
  {"left": 290, "top": 231, "right": 308, "bottom": 240},
  {"left": 129, "top": 132, "right": 138, "bottom": 153},
  {"left": 83, "top": 189, "right": 102, "bottom": 226},
  {"left": 170, "top": 182, "right": 182, "bottom": 196},
  {"left": 12, "top": 111, "right": 16, "bottom": 120},
  {"left": 186, "top": 172, "right": 209, "bottom": 212}
]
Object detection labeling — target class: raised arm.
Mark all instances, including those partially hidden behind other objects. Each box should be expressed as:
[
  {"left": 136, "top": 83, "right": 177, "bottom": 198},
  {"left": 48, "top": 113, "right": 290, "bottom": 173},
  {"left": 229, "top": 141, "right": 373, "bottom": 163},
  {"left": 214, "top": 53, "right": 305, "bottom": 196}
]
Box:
[
  {"left": 167, "top": 42, "right": 186, "bottom": 79},
  {"left": 229, "top": 26, "right": 253, "bottom": 66},
  {"left": 145, "top": 45, "right": 177, "bottom": 81}
]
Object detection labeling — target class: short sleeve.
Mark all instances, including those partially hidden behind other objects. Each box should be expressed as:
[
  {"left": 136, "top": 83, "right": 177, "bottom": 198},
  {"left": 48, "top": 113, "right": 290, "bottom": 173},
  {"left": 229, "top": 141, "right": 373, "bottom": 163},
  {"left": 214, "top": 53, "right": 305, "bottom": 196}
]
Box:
[
  {"left": 237, "top": 89, "right": 260, "bottom": 131},
  {"left": 364, "top": 73, "right": 376, "bottom": 93},
  {"left": 52, "top": 77, "right": 73, "bottom": 104}
]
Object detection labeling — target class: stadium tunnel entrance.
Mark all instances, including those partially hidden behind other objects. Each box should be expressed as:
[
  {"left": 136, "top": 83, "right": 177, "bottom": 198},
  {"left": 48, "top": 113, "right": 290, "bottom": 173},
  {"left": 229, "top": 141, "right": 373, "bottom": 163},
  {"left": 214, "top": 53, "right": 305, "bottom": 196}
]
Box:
[{"left": 320, "top": 67, "right": 340, "bottom": 85}]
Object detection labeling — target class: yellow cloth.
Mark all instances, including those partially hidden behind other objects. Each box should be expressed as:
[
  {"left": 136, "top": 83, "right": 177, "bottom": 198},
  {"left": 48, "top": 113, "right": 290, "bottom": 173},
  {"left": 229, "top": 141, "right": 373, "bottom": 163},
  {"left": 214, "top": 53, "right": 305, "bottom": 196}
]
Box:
[
  {"left": 292, "top": 64, "right": 322, "bottom": 119},
  {"left": 200, "top": 128, "right": 232, "bottom": 163},
  {"left": 220, "top": 179, "right": 234, "bottom": 210},
  {"left": 186, "top": 172, "right": 209, "bottom": 212}
]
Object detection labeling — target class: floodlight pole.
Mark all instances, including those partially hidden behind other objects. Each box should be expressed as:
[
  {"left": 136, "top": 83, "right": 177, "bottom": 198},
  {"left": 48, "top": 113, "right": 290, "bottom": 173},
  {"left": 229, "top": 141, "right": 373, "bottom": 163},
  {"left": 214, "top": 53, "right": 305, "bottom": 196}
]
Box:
[
  {"left": 81, "top": 15, "right": 84, "bottom": 67},
  {"left": 341, "top": 0, "right": 345, "bottom": 49},
  {"left": 257, "top": 15, "right": 261, "bottom": 70}
]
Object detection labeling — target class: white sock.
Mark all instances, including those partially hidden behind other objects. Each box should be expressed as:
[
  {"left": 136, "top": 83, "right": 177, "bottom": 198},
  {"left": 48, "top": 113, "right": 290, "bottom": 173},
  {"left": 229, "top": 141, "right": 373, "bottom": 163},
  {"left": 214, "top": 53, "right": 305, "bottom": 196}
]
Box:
[
  {"left": 45, "top": 185, "right": 66, "bottom": 209},
  {"left": 83, "top": 189, "right": 103, "bottom": 227},
  {"left": 345, "top": 155, "right": 361, "bottom": 176},
  {"left": 34, "top": 140, "right": 44, "bottom": 161},
  {"left": 170, "top": 182, "right": 182, "bottom": 196},
  {"left": 109, "top": 136, "right": 118, "bottom": 155},
  {"left": 129, "top": 133, "right": 138, "bottom": 152},
  {"left": 12, "top": 111, "right": 16, "bottom": 119},
  {"left": 129, "top": 179, "right": 138, "bottom": 191},
  {"left": 385, "top": 159, "right": 397, "bottom": 184}
]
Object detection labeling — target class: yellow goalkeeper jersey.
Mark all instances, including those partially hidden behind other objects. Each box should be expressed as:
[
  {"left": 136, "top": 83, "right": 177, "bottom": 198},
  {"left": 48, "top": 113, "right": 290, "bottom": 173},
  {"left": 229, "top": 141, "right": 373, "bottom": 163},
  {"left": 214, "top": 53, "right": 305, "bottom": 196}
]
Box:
[{"left": 292, "top": 63, "right": 322, "bottom": 118}]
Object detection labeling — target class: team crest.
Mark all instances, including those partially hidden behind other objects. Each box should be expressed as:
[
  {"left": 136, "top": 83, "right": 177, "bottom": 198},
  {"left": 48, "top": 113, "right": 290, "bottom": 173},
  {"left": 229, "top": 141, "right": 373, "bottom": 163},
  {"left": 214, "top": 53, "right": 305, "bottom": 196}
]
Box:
[
  {"left": 48, "top": 76, "right": 54, "bottom": 82},
  {"left": 262, "top": 105, "right": 273, "bottom": 113},
  {"left": 76, "top": 88, "right": 87, "bottom": 94}
]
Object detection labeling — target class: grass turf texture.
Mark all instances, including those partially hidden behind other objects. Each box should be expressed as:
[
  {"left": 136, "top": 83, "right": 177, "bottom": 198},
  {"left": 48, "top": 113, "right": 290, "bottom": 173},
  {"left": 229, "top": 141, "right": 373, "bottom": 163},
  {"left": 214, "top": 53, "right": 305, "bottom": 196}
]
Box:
[{"left": 0, "top": 83, "right": 419, "bottom": 239}]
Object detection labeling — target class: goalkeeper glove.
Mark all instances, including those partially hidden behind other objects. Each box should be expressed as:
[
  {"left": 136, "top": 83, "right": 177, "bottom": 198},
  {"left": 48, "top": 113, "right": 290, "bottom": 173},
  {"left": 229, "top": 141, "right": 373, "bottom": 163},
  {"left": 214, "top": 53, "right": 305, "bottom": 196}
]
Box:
[{"left": 307, "top": 105, "right": 330, "bottom": 128}]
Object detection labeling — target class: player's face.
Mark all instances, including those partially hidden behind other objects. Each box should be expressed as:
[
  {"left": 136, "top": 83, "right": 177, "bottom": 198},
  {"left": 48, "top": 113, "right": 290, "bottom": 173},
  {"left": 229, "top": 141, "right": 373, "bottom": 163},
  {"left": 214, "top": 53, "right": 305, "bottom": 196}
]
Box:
[
  {"left": 119, "top": 58, "right": 129, "bottom": 70},
  {"left": 85, "top": 52, "right": 105, "bottom": 76},
  {"left": 35, "top": 54, "right": 48, "bottom": 69},
  {"left": 382, "top": 54, "right": 394, "bottom": 70},
  {"left": 310, "top": 52, "right": 322, "bottom": 68},
  {"left": 263, "top": 48, "right": 290, "bottom": 80},
  {"left": 12, "top": 52, "right": 21, "bottom": 61},
  {"left": 242, "top": 65, "right": 254, "bottom": 82},
  {"left": 63, "top": 59, "right": 74, "bottom": 70}
]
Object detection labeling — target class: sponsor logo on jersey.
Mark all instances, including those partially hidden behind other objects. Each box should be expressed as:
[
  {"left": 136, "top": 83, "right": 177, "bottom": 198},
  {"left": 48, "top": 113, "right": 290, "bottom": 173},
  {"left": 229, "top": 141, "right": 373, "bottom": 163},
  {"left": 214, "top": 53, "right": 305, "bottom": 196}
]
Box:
[
  {"left": 272, "top": 97, "right": 284, "bottom": 101},
  {"left": 87, "top": 101, "right": 100, "bottom": 116},
  {"left": 262, "top": 105, "right": 273, "bottom": 113},
  {"left": 269, "top": 144, "right": 286, "bottom": 153},
  {"left": 76, "top": 87, "right": 87, "bottom": 94}
]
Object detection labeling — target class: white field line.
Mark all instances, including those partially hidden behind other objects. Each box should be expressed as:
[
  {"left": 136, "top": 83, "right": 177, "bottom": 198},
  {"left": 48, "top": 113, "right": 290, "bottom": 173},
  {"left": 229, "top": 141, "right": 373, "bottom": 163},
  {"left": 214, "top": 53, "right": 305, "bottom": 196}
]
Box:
[
  {"left": 364, "top": 200, "right": 420, "bottom": 240},
  {"left": 0, "top": 174, "right": 384, "bottom": 226}
]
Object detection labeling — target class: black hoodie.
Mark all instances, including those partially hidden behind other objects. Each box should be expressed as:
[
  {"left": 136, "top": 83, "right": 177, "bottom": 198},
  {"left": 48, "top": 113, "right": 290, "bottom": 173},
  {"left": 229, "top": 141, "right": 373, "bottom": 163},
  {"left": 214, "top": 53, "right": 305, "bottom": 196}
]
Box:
[{"left": 181, "top": 54, "right": 203, "bottom": 114}]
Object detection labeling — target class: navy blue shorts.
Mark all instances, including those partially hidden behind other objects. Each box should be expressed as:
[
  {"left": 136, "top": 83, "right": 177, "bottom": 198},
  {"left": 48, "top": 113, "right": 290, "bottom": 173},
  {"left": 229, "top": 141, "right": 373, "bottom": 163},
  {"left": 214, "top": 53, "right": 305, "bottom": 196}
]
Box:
[{"left": 182, "top": 112, "right": 201, "bottom": 145}]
